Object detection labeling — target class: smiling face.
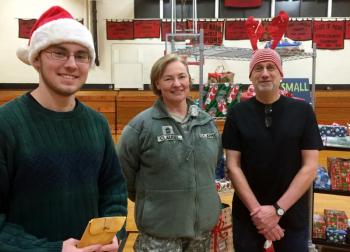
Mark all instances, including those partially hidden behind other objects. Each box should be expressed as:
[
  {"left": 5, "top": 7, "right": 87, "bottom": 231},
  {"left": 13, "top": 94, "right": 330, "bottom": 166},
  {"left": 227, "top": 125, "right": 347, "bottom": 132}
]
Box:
[
  {"left": 33, "top": 42, "right": 90, "bottom": 97},
  {"left": 249, "top": 61, "right": 282, "bottom": 95},
  {"left": 155, "top": 60, "right": 191, "bottom": 106}
]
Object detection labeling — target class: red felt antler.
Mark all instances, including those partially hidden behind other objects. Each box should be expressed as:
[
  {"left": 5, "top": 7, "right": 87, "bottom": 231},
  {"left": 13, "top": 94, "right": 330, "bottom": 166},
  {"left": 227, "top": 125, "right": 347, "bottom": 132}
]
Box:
[
  {"left": 268, "top": 11, "right": 289, "bottom": 49},
  {"left": 245, "top": 16, "right": 264, "bottom": 50}
]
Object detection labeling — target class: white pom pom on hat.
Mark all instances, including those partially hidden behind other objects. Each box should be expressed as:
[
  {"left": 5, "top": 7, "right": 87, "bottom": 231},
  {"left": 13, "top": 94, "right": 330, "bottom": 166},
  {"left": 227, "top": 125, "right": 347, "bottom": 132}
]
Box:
[{"left": 16, "top": 6, "right": 95, "bottom": 66}]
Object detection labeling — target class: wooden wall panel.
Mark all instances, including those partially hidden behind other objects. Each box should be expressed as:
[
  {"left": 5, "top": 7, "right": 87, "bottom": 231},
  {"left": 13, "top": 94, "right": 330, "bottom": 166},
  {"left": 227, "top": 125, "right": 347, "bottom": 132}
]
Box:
[
  {"left": 116, "top": 91, "right": 156, "bottom": 133},
  {"left": 0, "top": 90, "right": 118, "bottom": 135},
  {"left": 315, "top": 90, "right": 350, "bottom": 125},
  {"left": 1, "top": 89, "right": 350, "bottom": 139}
]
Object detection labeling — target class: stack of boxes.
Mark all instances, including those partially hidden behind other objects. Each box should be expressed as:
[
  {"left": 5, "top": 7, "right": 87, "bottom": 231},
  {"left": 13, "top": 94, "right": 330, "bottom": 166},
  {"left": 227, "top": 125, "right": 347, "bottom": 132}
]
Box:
[
  {"left": 324, "top": 209, "right": 348, "bottom": 244},
  {"left": 313, "top": 213, "right": 327, "bottom": 239},
  {"left": 318, "top": 123, "right": 350, "bottom": 148},
  {"left": 327, "top": 157, "right": 350, "bottom": 191},
  {"left": 313, "top": 210, "right": 349, "bottom": 244}
]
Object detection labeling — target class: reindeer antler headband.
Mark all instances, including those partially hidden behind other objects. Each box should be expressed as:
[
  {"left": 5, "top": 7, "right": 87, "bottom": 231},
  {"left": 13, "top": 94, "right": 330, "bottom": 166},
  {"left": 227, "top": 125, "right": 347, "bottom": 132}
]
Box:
[{"left": 245, "top": 11, "right": 289, "bottom": 51}]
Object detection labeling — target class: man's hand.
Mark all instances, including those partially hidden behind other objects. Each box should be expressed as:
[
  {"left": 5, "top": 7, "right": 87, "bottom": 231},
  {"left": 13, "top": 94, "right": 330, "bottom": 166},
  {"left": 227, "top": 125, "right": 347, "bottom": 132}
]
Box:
[
  {"left": 62, "top": 238, "right": 102, "bottom": 252},
  {"left": 97, "top": 236, "right": 119, "bottom": 252},
  {"left": 261, "top": 224, "right": 285, "bottom": 241},
  {"left": 250, "top": 205, "right": 280, "bottom": 233}
]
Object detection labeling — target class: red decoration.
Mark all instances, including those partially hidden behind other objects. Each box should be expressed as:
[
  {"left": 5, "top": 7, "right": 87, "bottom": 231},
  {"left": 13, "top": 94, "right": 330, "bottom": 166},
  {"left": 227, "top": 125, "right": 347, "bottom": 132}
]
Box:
[
  {"left": 245, "top": 17, "right": 264, "bottom": 50},
  {"left": 225, "top": 20, "right": 248, "bottom": 40},
  {"left": 264, "top": 240, "right": 275, "bottom": 252},
  {"left": 286, "top": 20, "right": 312, "bottom": 41},
  {"left": 134, "top": 20, "right": 160, "bottom": 39},
  {"left": 313, "top": 20, "right": 345, "bottom": 49},
  {"left": 106, "top": 20, "right": 134, "bottom": 40},
  {"left": 345, "top": 20, "right": 350, "bottom": 39},
  {"left": 246, "top": 11, "right": 289, "bottom": 49},
  {"left": 18, "top": 19, "right": 36, "bottom": 39},
  {"left": 197, "top": 21, "right": 224, "bottom": 46},
  {"left": 267, "top": 11, "right": 289, "bottom": 49},
  {"left": 224, "top": 0, "right": 262, "bottom": 8}
]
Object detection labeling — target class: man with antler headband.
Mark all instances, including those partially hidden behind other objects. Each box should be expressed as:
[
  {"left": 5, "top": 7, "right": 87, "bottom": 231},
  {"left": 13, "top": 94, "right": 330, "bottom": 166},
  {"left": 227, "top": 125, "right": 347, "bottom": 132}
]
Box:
[{"left": 222, "top": 46, "right": 322, "bottom": 251}]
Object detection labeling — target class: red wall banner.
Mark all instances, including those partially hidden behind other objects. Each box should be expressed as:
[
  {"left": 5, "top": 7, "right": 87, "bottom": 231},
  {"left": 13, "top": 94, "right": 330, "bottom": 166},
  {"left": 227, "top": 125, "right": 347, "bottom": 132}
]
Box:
[
  {"left": 225, "top": 20, "right": 248, "bottom": 40},
  {"left": 286, "top": 20, "right": 312, "bottom": 41},
  {"left": 313, "top": 20, "right": 345, "bottom": 49},
  {"left": 161, "top": 22, "right": 171, "bottom": 41},
  {"left": 134, "top": 20, "right": 161, "bottom": 39},
  {"left": 224, "top": 0, "right": 262, "bottom": 8},
  {"left": 18, "top": 19, "right": 36, "bottom": 39},
  {"left": 197, "top": 21, "right": 224, "bottom": 45},
  {"left": 106, "top": 21, "right": 134, "bottom": 40},
  {"left": 345, "top": 20, "right": 350, "bottom": 39}
]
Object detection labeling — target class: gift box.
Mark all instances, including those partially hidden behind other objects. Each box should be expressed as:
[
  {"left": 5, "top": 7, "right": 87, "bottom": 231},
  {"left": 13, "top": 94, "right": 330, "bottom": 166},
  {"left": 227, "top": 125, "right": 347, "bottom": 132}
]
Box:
[
  {"left": 322, "top": 136, "right": 350, "bottom": 148},
  {"left": 314, "top": 166, "right": 331, "bottom": 190},
  {"left": 226, "top": 84, "right": 242, "bottom": 110},
  {"left": 327, "top": 157, "right": 350, "bottom": 191},
  {"left": 324, "top": 209, "right": 348, "bottom": 231},
  {"left": 319, "top": 124, "right": 348, "bottom": 137},
  {"left": 325, "top": 227, "right": 347, "bottom": 244},
  {"left": 208, "top": 66, "right": 234, "bottom": 84},
  {"left": 313, "top": 213, "right": 326, "bottom": 239},
  {"left": 210, "top": 203, "right": 233, "bottom": 252},
  {"left": 215, "top": 179, "right": 232, "bottom": 193},
  {"left": 202, "top": 83, "right": 242, "bottom": 117}
]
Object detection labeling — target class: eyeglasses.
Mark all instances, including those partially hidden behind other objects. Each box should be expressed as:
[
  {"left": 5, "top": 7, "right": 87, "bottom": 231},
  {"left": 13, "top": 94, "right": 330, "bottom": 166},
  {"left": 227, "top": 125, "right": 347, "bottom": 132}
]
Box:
[
  {"left": 44, "top": 49, "right": 91, "bottom": 64},
  {"left": 264, "top": 105, "right": 272, "bottom": 128}
]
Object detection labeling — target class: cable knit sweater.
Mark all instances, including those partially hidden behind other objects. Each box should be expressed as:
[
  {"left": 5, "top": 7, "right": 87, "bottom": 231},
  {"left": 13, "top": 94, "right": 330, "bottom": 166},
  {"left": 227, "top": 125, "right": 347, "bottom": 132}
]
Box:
[{"left": 0, "top": 93, "right": 127, "bottom": 252}]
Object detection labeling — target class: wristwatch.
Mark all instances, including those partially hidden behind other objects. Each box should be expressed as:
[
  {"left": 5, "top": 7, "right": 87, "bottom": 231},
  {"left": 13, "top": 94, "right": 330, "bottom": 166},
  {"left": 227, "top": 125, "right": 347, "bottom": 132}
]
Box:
[{"left": 273, "top": 203, "right": 285, "bottom": 217}]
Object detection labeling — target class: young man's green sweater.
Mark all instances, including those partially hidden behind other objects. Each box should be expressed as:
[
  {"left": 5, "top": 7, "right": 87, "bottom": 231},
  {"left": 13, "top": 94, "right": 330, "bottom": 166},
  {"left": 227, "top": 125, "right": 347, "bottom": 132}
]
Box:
[{"left": 0, "top": 94, "right": 127, "bottom": 252}]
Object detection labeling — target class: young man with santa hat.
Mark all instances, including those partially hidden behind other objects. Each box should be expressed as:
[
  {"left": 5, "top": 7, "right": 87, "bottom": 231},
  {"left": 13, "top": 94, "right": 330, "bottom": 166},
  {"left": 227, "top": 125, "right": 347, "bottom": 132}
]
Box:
[
  {"left": 0, "top": 6, "right": 127, "bottom": 252},
  {"left": 222, "top": 48, "right": 323, "bottom": 252}
]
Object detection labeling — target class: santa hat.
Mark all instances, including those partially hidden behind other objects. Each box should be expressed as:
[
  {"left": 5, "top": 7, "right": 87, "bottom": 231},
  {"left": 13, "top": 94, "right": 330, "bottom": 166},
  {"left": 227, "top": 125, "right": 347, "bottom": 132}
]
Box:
[
  {"left": 17, "top": 6, "right": 95, "bottom": 66},
  {"left": 249, "top": 48, "right": 283, "bottom": 77}
]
